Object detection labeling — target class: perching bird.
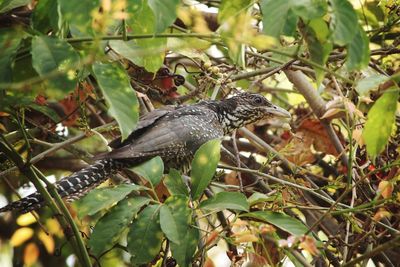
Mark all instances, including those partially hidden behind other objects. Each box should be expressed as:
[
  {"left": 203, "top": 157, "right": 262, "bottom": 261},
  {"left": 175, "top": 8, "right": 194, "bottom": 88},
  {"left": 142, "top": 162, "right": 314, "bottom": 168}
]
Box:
[{"left": 0, "top": 92, "right": 290, "bottom": 213}]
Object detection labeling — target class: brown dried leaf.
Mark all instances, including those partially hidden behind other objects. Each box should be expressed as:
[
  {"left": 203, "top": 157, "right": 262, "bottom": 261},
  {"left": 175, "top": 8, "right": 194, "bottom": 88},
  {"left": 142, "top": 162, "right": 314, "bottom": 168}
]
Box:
[
  {"left": 254, "top": 233, "right": 282, "bottom": 265},
  {"left": 320, "top": 107, "right": 343, "bottom": 120},
  {"left": 243, "top": 253, "right": 269, "bottom": 267},
  {"left": 276, "top": 131, "right": 315, "bottom": 166},
  {"left": 205, "top": 230, "right": 219, "bottom": 246},
  {"left": 204, "top": 257, "right": 216, "bottom": 267},
  {"left": 298, "top": 119, "right": 339, "bottom": 156},
  {"left": 323, "top": 96, "right": 364, "bottom": 119},
  {"left": 35, "top": 94, "right": 47, "bottom": 105},
  {"left": 58, "top": 83, "right": 94, "bottom": 126}
]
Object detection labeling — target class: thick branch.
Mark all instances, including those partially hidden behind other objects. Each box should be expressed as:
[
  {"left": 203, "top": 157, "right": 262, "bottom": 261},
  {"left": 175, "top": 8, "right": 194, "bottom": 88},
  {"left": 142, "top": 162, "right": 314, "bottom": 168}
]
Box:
[{"left": 284, "top": 69, "right": 349, "bottom": 165}]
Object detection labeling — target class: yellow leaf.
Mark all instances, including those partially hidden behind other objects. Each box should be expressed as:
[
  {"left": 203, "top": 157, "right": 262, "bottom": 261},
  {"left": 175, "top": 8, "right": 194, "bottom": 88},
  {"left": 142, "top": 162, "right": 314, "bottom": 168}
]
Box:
[
  {"left": 24, "top": 242, "right": 40, "bottom": 266},
  {"left": 373, "top": 208, "right": 392, "bottom": 221},
  {"left": 378, "top": 180, "right": 393, "bottom": 199},
  {"left": 352, "top": 128, "right": 364, "bottom": 147},
  {"left": 46, "top": 218, "right": 63, "bottom": 237},
  {"left": 38, "top": 230, "right": 55, "bottom": 254},
  {"left": 0, "top": 122, "right": 6, "bottom": 132},
  {"left": 250, "top": 35, "right": 276, "bottom": 50},
  {"left": 10, "top": 227, "right": 34, "bottom": 247},
  {"left": 234, "top": 233, "right": 259, "bottom": 243},
  {"left": 299, "top": 236, "right": 319, "bottom": 256},
  {"left": 177, "top": 7, "right": 192, "bottom": 26},
  {"left": 17, "top": 213, "right": 37, "bottom": 226},
  {"left": 177, "top": 7, "right": 211, "bottom": 33}
]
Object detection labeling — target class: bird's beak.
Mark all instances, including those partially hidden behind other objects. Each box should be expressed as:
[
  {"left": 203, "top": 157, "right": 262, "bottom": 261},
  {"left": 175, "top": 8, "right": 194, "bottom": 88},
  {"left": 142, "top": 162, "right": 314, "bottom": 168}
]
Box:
[{"left": 264, "top": 104, "right": 291, "bottom": 118}]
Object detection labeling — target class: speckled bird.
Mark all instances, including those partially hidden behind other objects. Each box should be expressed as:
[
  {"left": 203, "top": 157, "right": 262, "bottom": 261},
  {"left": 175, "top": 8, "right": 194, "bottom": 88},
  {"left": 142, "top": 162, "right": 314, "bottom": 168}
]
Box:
[{"left": 0, "top": 92, "right": 290, "bottom": 213}]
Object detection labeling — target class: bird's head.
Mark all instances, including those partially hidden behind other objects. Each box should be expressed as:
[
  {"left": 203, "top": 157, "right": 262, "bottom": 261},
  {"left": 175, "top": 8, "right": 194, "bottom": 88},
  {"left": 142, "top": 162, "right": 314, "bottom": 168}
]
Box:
[{"left": 217, "top": 92, "right": 291, "bottom": 133}]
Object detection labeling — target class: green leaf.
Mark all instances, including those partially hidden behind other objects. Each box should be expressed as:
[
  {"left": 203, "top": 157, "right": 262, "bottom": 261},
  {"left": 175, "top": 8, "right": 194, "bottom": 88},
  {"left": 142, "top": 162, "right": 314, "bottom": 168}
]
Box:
[
  {"left": 164, "top": 168, "right": 189, "bottom": 196},
  {"left": 58, "top": 0, "right": 98, "bottom": 36},
  {"left": 219, "top": 11, "right": 248, "bottom": 67},
  {"left": 0, "top": 30, "right": 23, "bottom": 83},
  {"left": 160, "top": 205, "right": 180, "bottom": 244},
  {"left": 303, "top": 25, "right": 332, "bottom": 85},
  {"left": 260, "top": 0, "right": 298, "bottom": 38},
  {"left": 200, "top": 191, "right": 249, "bottom": 212},
  {"left": 75, "top": 184, "right": 146, "bottom": 219},
  {"left": 160, "top": 196, "right": 191, "bottom": 245},
  {"left": 190, "top": 139, "right": 221, "bottom": 200},
  {"left": 32, "top": 0, "right": 59, "bottom": 34},
  {"left": 242, "top": 211, "right": 308, "bottom": 236},
  {"left": 229, "top": 43, "right": 246, "bottom": 68},
  {"left": 363, "top": 88, "right": 399, "bottom": 158},
  {"left": 247, "top": 192, "right": 276, "bottom": 206},
  {"left": 355, "top": 74, "right": 390, "bottom": 96},
  {"left": 127, "top": 204, "right": 163, "bottom": 265},
  {"left": 218, "top": 0, "right": 251, "bottom": 23},
  {"left": 170, "top": 227, "right": 199, "bottom": 267},
  {"left": 0, "top": 0, "right": 30, "bottom": 13},
  {"left": 329, "top": 0, "right": 358, "bottom": 46},
  {"left": 159, "top": 195, "right": 191, "bottom": 246},
  {"left": 89, "top": 196, "right": 151, "bottom": 256},
  {"left": 108, "top": 40, "right": 144, "bottom": 66},
  {"left": 92, "top": 62, "right": 139, "bottom": 141},
  {"left": 10, "top": 49, "right": 39, "bottom": 89},
  {"left": 346, "top": 26, "right": 370, "bottom": 71},
  {"left": 261, "top": 0, "right": 326, "bottom": 38},
  {"left": 0, "top": 94, "right": 32, "bottom": 112},
  {"left": 309, "top": 18, "right": 330, "bottom": 42},
  {"left": 131, "top": 156, "right": 164, "bottom": 186},
  {"left": 31, "top": 36, "right": 80, "bottom": 92},
  {"left": 126, "top": 0, "right": 165, "bottom": 72},
  {"left": 148, "top": 0, "right": 180, "bottom": 33},
  {"left": 28, "top": 103, "right": 61, "bottom": 123},
  {"left": 291, "top": 0, "right": 327, "bottom": 20}
]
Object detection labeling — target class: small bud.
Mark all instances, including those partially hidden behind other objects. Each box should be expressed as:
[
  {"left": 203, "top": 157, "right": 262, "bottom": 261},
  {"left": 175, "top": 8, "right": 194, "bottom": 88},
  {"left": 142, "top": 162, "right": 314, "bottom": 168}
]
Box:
[
  {"left": 203, "top": 61, "right": 212, "bottom": 69},
  {"left": 211, "top": 66, "right": 220, "bottom": 74}
]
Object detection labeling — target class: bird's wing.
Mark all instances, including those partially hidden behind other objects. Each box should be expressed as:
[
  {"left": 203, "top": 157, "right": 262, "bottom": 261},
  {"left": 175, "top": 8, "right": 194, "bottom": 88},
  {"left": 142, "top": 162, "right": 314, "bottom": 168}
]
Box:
[
  {"left": 98, "top": 118, "right": 185, "bottom": 160},
  {"left": 108, "top": 106, "right": 176, "bottom": 149},
  {"left": 98, "top": 108, "right": 223, "bottom": 160}
]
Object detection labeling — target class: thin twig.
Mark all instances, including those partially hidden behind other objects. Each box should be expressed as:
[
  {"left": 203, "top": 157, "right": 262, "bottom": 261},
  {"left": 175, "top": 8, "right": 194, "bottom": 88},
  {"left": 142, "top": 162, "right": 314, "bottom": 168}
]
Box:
[
  {"left": 342, "top": 235, "right": 400, "bottom": 267},
  {"left": 231, "top": 130, "right": 243, "bottom": 192}
]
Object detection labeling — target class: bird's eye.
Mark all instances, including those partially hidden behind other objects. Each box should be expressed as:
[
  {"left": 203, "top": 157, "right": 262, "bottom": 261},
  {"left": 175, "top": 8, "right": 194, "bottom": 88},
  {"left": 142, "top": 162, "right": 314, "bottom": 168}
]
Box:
[{"left": 253, "top": 96, "right": 263, "bottom": 105}]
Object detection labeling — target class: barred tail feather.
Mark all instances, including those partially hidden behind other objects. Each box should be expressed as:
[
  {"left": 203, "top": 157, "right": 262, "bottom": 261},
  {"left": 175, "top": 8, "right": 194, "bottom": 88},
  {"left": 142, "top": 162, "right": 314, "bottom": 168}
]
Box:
[{"left": 0, "top": 159, "right": 123, "bottom": 214}]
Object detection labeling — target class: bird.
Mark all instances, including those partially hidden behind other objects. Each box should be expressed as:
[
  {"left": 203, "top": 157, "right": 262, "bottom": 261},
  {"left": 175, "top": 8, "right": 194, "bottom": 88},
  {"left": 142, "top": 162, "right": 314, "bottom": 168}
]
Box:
[{"left": 0, "top": 92, "right": 291, "bottom": 213}]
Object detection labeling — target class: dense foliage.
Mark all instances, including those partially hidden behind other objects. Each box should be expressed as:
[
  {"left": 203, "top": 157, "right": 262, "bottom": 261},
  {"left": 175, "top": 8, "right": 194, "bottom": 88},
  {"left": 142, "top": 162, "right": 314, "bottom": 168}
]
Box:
[{"left": 0, "top": 0, "right": 399, "bottom": 266}]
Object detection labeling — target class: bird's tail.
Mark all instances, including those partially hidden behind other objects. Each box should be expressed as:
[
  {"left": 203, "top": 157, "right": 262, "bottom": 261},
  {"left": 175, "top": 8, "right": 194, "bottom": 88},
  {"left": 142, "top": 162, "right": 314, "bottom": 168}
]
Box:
[{"left": 0, "top": 159, "right": 124, "bottom": 214}]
